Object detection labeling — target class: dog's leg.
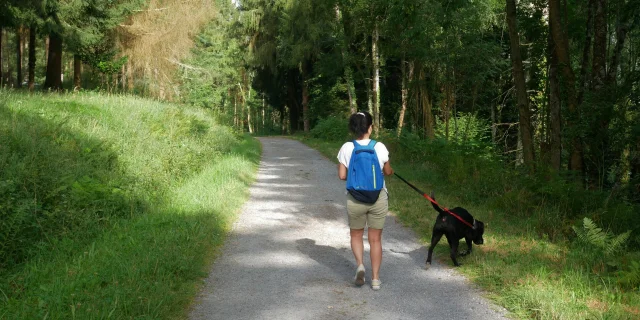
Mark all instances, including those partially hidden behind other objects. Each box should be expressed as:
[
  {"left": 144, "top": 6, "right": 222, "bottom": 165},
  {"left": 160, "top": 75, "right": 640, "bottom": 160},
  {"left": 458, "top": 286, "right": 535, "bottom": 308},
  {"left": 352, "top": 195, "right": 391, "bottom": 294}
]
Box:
[
  {"left": 426, "top": 231, "right": 443, "bottom": 269},
  {"left": 445, "top": 234, "right": 461, "bottom": 266},
  {"left": 460, "top": 237, "right": 473, "bottom": 256}
]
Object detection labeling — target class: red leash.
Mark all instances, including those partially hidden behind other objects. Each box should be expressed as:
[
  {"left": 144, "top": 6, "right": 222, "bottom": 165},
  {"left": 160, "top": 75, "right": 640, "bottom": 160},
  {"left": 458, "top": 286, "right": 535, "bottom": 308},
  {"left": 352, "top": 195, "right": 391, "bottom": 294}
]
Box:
[{"left": 394, "top": 173, "right": 475, "bottom": 229}]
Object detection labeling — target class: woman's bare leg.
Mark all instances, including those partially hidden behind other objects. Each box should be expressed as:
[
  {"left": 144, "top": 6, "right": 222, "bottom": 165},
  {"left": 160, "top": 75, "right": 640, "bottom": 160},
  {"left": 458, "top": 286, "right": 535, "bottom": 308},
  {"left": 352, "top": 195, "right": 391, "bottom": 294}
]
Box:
[
  {"left": 350, "top": 228, "right": 365, "bottom": 266},
  {"left": 368, "top": 228, "right": 383, "bottom": 280}
]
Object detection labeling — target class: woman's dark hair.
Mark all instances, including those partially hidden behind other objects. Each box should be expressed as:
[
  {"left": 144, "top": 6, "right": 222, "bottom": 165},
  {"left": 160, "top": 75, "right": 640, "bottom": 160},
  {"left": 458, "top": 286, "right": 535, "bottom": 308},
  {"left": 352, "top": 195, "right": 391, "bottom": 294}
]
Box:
[{"left": 348, "top": 111, "right": 373, "bottom": 138}]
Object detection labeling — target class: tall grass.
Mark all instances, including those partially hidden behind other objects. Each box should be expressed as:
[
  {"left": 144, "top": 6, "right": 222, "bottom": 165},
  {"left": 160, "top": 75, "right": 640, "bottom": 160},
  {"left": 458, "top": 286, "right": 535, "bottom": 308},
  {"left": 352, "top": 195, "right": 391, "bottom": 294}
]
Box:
[
  {"left": 298, "top": 116, "right": 640, "bottom": 319},
  {"left": 0, "top": 90, "right": 260, "bottom": 319}
]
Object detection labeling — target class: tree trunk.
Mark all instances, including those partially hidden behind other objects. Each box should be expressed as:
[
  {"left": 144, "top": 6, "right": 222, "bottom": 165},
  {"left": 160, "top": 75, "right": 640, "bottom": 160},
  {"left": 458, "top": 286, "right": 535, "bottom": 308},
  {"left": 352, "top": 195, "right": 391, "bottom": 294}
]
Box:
[
  {"left": 44, "top": 36, "right": 49, "bottom": 69},
  {"left": 506, "top": 0, "right": 535, "bottom": 170},
  {"left": 74, "top": 55, "right": 82, "bottom": 90},
  {"left": 121, "top": 65, "right": 126, "bottom": 91},
  {"left": 632, "top": 137, "right": 640, "bottom": 200},
  {"left": 44, "top": 32, "right": 63, "bottom": 90},
  {"left": 301, "top": 61, "right": 310, "bottom": 133},
  {"left": 239, "top": 90, "right": 244, "bottom": 131},
  {"left": 287, "top": 69, "right": 301, "bottom": 133},
  {"left": 578, "top": 0, "right": 594, "bottom": 104},
  {"left": 442, "top": 83, "right": 452, "bottom": 140},
  {"left": 548, "top": 33, "right": 562, "bottom": 171},
  {"left": 336, "top": 4, "right": 357, "bottom": 114},
  {"left": 246, "top": 93, "right": 253, "bottom": 133},
  {"left": 549, "top": 0, "right": 583, "bottom": 175},
  {"left": 591, "top": 0, "right": 607, "bottom": 92},
  {"left": 281, "top": 105, "right": 287, "bottom": 135},
  {"left": 127, "top": 59, "right": 134, "bottom": 91},
  {"left": 587, "top": 0, "right": 609, "bottom": 187},
  {"left": 423, "top": 86, "right": 434, "bottom": 139},
  {"left": 345, "top": 66, "right": 357, "bottom": 114},
  {"left": 372, "top": 21, "right": 381, "bottom": 133},
  {"left": 4, "top": 30, "right": 12, "bottom": 87},
  {"left": 28, "top": 26, "right": 36, "bottom": 91},
  {"left": 491, "top": 103, "right": 497, "bottom": 144},
  {"left": 416, "top": 65, "right": 434, "bottom": 139},
  {"left": 233, "top": 93, "right": 238, "bottom": 129},
  {"left": 0, "top": 27, "right": 3, "bottom": 88},
  {"left": 607, "top": 3, "right": 632, "bottom": 85},
  {"left": 366, "top": 78, "right": 372, "bottom": 114},
  {"left": 262, "top": 93, "right": 266, "bottom": 131},
  {"left": 397, "top": 58, "right": 409, "bottom": 137},
  {"left": 16, "top": 26, "right": 23, "bottom": 88}
]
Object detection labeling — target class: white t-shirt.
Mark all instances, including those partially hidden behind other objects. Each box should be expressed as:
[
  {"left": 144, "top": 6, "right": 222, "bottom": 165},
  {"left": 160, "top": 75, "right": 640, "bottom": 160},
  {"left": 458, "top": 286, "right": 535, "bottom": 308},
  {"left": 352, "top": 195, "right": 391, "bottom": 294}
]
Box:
[{"left": 337, "top": 139, "right": 390, "bottom": 190}]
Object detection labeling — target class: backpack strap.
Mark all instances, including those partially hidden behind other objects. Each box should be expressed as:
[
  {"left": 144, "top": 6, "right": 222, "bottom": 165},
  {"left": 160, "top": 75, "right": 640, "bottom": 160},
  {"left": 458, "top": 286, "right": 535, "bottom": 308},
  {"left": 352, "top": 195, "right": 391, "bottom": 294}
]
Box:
[
  {"left": 352, "top": 140, "right": 377, "bottom": 148},
  {"left": 353, "top": 139, "right": 376, "bottom": 154}
]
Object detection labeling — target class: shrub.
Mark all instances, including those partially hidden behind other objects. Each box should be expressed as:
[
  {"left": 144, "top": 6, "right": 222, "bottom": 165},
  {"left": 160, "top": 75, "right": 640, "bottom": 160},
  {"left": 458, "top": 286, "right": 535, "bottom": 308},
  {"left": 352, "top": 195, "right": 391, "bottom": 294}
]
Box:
[{"left": 309, "top": 116, "right": 350, "bottom": 141}]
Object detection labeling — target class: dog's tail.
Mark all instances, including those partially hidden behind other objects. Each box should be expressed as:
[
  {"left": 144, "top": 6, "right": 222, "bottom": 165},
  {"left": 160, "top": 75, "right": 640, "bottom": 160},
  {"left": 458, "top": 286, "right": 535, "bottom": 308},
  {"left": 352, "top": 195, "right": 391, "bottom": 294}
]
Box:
[{"left": 429, "top": 192, "right": 445, "bottom": 214}]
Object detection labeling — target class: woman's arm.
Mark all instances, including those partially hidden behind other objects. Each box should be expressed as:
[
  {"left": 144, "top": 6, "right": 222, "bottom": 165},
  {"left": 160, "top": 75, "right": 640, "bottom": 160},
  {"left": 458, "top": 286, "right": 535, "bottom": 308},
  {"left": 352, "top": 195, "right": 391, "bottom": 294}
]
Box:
[
  {"left": 338, "top": 163, "right": 347, "bottom": 180},
  {"left": 383, "top": 161, "right": 394, "bottom": 176}
]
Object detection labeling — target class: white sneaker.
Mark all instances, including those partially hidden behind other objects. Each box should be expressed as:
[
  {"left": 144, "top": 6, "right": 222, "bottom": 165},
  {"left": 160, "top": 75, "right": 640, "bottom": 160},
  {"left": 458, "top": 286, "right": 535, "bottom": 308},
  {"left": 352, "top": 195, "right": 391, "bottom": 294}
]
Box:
[
  {"left": 354, "top": 264, "right": 365, "bottom": 286},
  {"left": 371, "top": 279, "right": 382, "bottom": 290}
]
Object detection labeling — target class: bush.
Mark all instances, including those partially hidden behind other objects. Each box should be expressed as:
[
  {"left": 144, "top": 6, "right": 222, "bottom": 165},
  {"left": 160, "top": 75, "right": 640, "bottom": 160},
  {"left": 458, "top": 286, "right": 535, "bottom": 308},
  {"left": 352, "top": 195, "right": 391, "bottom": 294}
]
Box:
[
  {"left": 384, "top": 125, "right": 640, "bottom": 244},
  {"left": 309, "top": 116, "right": 350, "bottom": 141}
]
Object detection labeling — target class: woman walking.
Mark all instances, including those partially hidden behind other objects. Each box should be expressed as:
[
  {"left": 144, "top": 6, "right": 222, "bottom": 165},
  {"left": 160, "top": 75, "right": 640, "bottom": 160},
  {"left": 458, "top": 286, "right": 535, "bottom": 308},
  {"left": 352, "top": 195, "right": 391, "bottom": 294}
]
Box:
[{"left": 337, "top": 111, "right": 393, "bottom": 290}]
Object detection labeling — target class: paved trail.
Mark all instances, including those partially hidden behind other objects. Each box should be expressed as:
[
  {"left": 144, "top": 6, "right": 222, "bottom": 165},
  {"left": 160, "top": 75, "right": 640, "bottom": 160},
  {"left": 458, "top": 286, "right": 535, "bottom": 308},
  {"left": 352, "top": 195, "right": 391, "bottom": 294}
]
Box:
[{"left": 190, "top": 137, "right": 509, "bottom": 320}]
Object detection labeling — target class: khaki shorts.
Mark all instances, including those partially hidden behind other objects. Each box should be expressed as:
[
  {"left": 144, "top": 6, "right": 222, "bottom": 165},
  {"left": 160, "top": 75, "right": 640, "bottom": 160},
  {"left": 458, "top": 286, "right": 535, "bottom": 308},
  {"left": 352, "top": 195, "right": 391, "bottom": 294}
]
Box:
[{"left": 346, "top": 190, "right": 388, "bottom": 229}]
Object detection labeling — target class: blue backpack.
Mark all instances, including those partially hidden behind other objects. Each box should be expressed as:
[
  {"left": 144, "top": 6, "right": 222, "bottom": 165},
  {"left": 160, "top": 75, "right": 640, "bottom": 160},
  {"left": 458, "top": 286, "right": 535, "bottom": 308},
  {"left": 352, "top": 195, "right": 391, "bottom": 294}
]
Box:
[{"left": 346, "top": 140, "right": 384, "bottom": 203}]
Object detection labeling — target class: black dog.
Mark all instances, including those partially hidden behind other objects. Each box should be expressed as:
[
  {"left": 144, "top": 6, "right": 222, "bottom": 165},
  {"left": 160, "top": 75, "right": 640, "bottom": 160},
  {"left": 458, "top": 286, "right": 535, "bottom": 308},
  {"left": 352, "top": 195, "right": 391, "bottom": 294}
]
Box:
[{"left": 426, "top": 194, "right": 484, "bottom": 267}]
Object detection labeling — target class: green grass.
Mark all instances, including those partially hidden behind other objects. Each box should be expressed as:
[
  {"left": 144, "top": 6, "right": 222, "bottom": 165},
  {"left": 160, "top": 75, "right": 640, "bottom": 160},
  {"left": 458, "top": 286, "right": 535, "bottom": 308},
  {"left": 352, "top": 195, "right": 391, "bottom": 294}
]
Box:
[
  {"left": 0, "top": 90, "right": 261, "bottom": 319},
  {"left": 295, "top": 133, "right": 640, "bottom": 320}
]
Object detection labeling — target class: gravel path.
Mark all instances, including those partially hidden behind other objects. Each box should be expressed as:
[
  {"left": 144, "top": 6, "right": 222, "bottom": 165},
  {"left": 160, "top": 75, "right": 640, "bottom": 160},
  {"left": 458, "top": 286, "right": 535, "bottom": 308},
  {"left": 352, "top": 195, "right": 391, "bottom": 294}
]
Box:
[{"left": 189, "top": 137, "right": 510, "bottom": 320}]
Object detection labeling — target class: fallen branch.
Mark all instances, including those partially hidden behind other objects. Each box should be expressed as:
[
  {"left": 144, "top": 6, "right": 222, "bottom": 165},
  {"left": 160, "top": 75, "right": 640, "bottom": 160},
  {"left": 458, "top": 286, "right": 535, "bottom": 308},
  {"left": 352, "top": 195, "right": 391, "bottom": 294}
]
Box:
[
  {"left": 133, "top": 7, "right": 169, "bottom": 12},
  {"left": 164, "top": 58, "right": 207, "bottom": 72},
  {"left": 492, "top": 122, "right": 519, "bottom": 127}
]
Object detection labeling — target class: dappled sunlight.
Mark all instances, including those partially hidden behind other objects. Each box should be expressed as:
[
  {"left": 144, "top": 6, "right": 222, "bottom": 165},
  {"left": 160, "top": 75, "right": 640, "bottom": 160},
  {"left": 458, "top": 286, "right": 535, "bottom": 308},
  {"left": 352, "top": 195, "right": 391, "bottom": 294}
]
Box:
[
  {"left": 228, "top": 251, "right": 315, "bottom": 269},
  {"left": 253, "top": 182, "right": 315, "bottom": 189},
  {"left": 254, "top": 173, "right": 282, "bottom": 180},
  {"left": 261, "top": 162, "right": 302, "bottom": 167},
  {"left": 190, "top": 137, "right": 510, "bottom": 320}
]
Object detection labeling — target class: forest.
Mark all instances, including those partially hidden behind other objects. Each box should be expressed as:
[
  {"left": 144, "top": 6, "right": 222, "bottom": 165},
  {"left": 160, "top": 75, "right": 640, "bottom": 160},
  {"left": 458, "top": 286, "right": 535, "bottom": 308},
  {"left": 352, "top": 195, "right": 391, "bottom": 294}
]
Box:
[
  {"left": 194, "top": 0, "right": 640, "bottom": 194},
  {"left": 5, "top": 0, "right": 638, "bottom": 193},
  {"left": 1, "top": 0, "right": 640, "bottom": 318},
  {"left": 2, "top": 0, "right": 639, "bottom": 190}
]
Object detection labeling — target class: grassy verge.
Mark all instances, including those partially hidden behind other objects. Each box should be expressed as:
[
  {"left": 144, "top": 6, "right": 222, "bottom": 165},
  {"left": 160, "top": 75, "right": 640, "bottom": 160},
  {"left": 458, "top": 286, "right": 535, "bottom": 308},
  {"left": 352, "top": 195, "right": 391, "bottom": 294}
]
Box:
[
  {"left": 295, "top": 132, "right": 640, "bottom": 320},
  {"left": 0, "top": 91, "right": 261, "bottom": 319}
]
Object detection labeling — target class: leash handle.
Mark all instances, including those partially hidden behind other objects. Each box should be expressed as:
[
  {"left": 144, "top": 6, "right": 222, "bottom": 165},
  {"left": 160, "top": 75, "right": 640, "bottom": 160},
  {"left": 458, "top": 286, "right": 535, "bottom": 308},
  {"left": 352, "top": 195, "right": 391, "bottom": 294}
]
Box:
[{"left": 393, "top": 173, "right": 475, "bottom": 229}]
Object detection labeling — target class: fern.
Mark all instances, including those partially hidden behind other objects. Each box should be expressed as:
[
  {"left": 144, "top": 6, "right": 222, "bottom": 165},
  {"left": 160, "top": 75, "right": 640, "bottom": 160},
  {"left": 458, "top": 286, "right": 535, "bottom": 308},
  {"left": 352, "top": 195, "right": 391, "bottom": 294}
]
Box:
[
  {"left": 572, "top": 217, "right": 631, "bottom": 258},
  {"left": 606, "top": 230, "right": 631, "bottom": 256},
  {"left": 618, "top": 260, "right": 640, "bottom": 289}
]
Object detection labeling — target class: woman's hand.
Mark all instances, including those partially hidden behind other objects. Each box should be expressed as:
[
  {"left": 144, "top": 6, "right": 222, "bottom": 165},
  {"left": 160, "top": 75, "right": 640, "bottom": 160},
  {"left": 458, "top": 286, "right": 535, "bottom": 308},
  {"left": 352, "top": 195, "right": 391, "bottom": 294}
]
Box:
[{"left": 383, "top": 161, "right": 394, "bottom": 176}]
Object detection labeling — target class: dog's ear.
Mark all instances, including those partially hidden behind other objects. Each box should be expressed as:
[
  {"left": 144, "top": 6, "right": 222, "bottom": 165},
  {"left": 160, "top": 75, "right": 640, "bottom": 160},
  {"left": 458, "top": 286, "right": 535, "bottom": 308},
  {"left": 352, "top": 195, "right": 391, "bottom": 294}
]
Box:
[{"left": 473, "top": 219, "right": 477, "bottom": 230}]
